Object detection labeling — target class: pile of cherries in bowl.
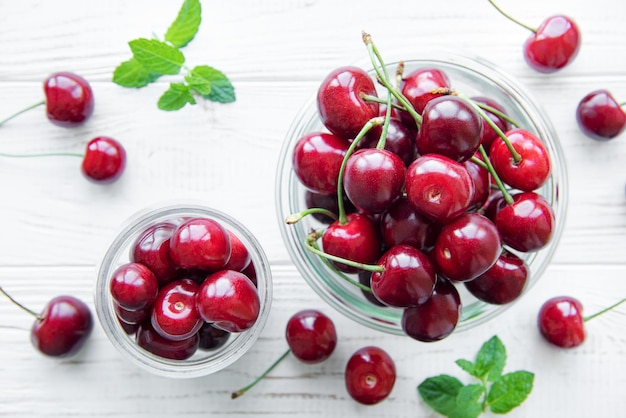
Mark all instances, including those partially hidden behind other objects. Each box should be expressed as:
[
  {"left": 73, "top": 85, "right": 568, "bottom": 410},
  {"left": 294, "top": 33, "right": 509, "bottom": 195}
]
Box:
[
  {"left": 276, "top": 40, "right": 567, "bottom": 342},
  {"left": 95, "top": 203, "right": 272, "bottom": 378}
]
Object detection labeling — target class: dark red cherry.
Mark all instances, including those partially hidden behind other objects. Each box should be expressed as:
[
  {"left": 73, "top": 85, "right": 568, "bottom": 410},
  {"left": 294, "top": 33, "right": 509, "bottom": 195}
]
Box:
[
  {"left": 317, "top": 66, "right": 379, "bottom": 140},
  {"left": 31, "top": 295, "right": 94, "bottom": 357},
  {"left": 292, "top": 132, "right": 350, "bottom": 195},
  {"left": 380, "top": 196, "right": 439, "bottom": 252},
  {"left": 471, "top": 96, "right": 510, "bottom": 151},
  {"left": 110, "top": 262, "right": 159, "bottom": 311},
  {"left": 416, "top": 95, "right": 483, "bottom": 162},
  {"left": 524, "top": 15, "right": 581, "bottom": 73},
  {"left": 321, "top": 213, "right": 382, "bottom": 273},
  {"left": 285, "top": 309, "right": 337, "bottom": 364},
  {"left": 343, "top": 148, "right": 406, "bottom": 214},
  {"left": 114, "top": 303, "right": 150, "bottom": 326},
  {"left": 304, "top": 190, "right": 355, "bottom": 224},
  {"left": 359, "top": 117, "right": 417, "bottom": 166},
  {"left": 81, "top": 136, "right": 126, "bottom": 184},
  {"left": 464, "top": 156, "right": 491, "bottom": 211},
  {"left": 401, "top": 276, "right": 461, "bottom": 342},
  {"left": 434, "top": 213, "right": 501, "bottom": 282},
  {"left": 495, "top": 192, "right": 555, "bottom": 252},
  {"left": 131, "top": 221, "right": 178, "bottom": 286},
  {"left": 169, "top": 217, "right": 231, "bottom": 271},
  {"left": 44, "top": 72, "right": 95, "bottom": 126},
  {"left": 197, "top": 322, "right": 231, "bottom": 351},
  {"left": 489, "top": 128, "right": 551, "bottom": 191},
  {"left": 405, "top": 154, "right": 475, "bottom": 224},
  {"left": 465, "top": 251, "right": 529, "bottom": 304},
  {"left": 537, "top": 296, "right": 585, "bottom": 348},
  {"left": 151, "top": 279, "right": 202, "bottom": 341},
  {"left": 371, "top": 245, "right": 436, "bottom": 308},
  {"left": 345, "top": 346, "right": 396, "bottom": 405},
  {"left": 400, "top": 67, "right": 450, "bottom": 124},
  {"left": 576, "top": 89, "right": 626, "bottom": 141},
  {"left": 196, "top": 270, "right": 260, "bottom": 333},
  {"left": 136, "top": 321, "right": 199, "bottom": 360},
  {"left": 358, "top": 271, "right": 386, "bottom": 306},
  {"left": 223, "top": 230, "right": 251, "bottom": 272}
]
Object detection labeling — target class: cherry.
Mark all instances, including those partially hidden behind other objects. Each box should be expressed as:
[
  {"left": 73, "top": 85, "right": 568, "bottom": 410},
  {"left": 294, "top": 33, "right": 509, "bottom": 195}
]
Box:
[
  {"left": 317, "top": 66, "right": 379, "bottom": 140},
  {"left": 343, "top": 148, "right": 406, "bottom": 214},
  {"left": 169, "top": 217, "right": 232, "bottom": 271},
  {"left": 110, "top": 262, "right": 159, "bottom": 311},
  {"left": 151, "top": 278, "right": 203, "bottom": 341},
  {"left": 197, "top": 322, "right": 231, "bottom": 350},
  {"left": 358, "top": 271, "right": 386, "bottom": 306},
  {"left": 0, "top": 72, "right": 94, "bottom": 127},
  {"left": 304, "top": 190, "right": 355, "bottom": 224},
  {"left": 358, "top": 117, "right": 417, "bottom": 166},
  {"left": 576, "top": 89, "right": 626, "bottom": 141},
  {"left": 223, "top": 230, "right": 252, "bottom": 272},
  {"left": 321, "top": 213, "right": 382, "bottom": 273},
  {"left": 0, "top": 286, "right": 93, "bottom": 357},
  {"left": 401, "top": 276, "right": 462, "bottom": 342},
  {"left": 379, "top": 196, "right": 439, "bottom": 252},
  {"left": 231, "top": 309, "right": 337, "bottom": 399},
  {"left": 494, "top": 191, "right": 555, "bottom": 252},
  {"left": 405, "top": 154, "right": 475, "bottom": 224},
  {"left": 370, "top": 245, "right": 436, "bottom": 308},
  {"left": 434, "top": 213, "right": 501, "bottom": 282},
  {"left": 114, "top": 304, "right": 150, "bottom": 326},
  {"left": 464, "top": 155, "right": 491, "bottom": 211},
  {"left": 292, "top": 132, "right": 350, "bottom": 195},
  {"left": 471, "top": 96, "right": 510, "bottom": 152},
  {"left": 489, "top": 128, "right": 551, "bottom": 192},
  {"left": 465, "top": 251, "right": 528, "bottom": 305},
  {"left": 345, "top": 346, "right": 396, "bottom": 405},
  {"left": 538, "top": 296, "right": 626, "bottom": 348},
  {"left": 131, "top": 221, "right": 178, "bottom": 286},
  {"left": 416, "top": 95, "right": 483, "bottom": 163},
  {"left": 196, "top": 270, "right": 260, "bottom": 333},
  {"left": 136, "top": 321, "right": 199, "bottom": 360},
  {"left": 400, "top": 67, "right": 451, "bottom": 120},
  {"left": 488, "top": 0, "right": 580, "bottom": 73},
  {"left": 81, "top": 136, "right": 127, "bottom": 184}
]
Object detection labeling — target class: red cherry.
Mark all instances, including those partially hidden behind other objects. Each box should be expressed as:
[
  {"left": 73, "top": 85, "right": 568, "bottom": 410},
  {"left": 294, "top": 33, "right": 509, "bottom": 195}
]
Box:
[
  {"left": 169, "top": 217, "right": 232, "bottom": 271},
  {"left": 465, "top": 251, "right": 529, "bottom": 305},
  {"left": 464, "top": 156, "right": 491, "bottom": 211},
  {"left": 136, "top": 321, "right": 199, "bottom": 360},
  {"left": 524, "top": 15, "right": 581, "bottom": 73},
  {"left": 114, "top": 303, "right": 150, "bottom": 326},
  {"left": 317, "top": 66, "right": 379, "bottom": 140},
  {"left": 285, "top": 309, "right": 337, "bottom": 364},
  {"left": 223, "top": 230, "right": 251, "bottom": 272},
  {"left": 359, "top": 117, "right": 417, "bottom": 166},
  {"left": 495, "top": 192, "right": 555, "bottom": 252},
  {"left": 345, "top": 346, "right": 396, "bottom": 405},
  {"left": 400, "top": 67, "right": 450, "bottom": 122},
  {"left": 379, "top": 196, "right": 439, "bottom": 252},
  {"left": 576, "top": 89, "right": 626, "bottom": 141},
  {"left": 44, "top": 72, "right": 95, "bottom": 126},
  {"left": 109, "top": 262, "right": 159, "bottom": 311},
  {"left": 131, "top": 221, "right": 178, "bottom": 286},
  {"left": 81, "top": 136, "right": 126, "bottom": 184},
  {"left": 197, "top": 322, "right": 231, "bottom": 351},
  {"left": 151, "top": 279, "right": 202, "bottom": 341},
  {"left": 471, "top": 96, "right": 510, "bottom": 151},
  {"left": 537, "top": 296, "right": 585, "bottom": 348},
  {"left": 196, "top": 270, "right": 260, "bottom": 332}
]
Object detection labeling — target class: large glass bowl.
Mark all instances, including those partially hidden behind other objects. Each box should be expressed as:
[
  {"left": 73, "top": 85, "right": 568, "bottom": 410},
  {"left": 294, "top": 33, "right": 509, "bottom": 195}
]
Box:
[
  {"left": 276, "top": 50, "right": 568, "bottom": 336},
  {"left": 95, "top": 202, "right": 272, "bottom": 378}
]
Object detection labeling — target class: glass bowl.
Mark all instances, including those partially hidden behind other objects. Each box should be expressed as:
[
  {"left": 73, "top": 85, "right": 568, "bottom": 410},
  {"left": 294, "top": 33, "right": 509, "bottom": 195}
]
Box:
[
  {"left": 276, "top": 50, "right": 568, "bottom": 336},
  {"left": 95, "top": 202, "right": 272, "bottom": 378}
]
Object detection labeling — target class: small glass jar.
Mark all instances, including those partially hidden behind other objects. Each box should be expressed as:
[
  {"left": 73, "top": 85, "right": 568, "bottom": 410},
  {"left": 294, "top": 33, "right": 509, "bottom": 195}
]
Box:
[
  {"left": 276, "top": 50, "right": 568, "bottom": 336},
  {"left": 95, "top": 202, "right": 272, "bottom": 378}
]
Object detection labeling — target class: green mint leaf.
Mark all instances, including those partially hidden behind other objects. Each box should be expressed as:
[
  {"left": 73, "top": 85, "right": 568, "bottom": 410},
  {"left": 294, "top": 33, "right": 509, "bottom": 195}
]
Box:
[
  {"left": 113, "top": 58, "right": 161, "bottom": 88},
  {"left": 474, "top": 335, "right": 507, "bottom": 382},
  {"left": 188, "top": 65, "right": 236, "bottom": 103},
  {"left": 157, "top": 83, "right": 196, "bottom": 111},
  {"left": 487, "top": 371, "right": 534, "bottom": 414},
  {"left": 455, "top": 359, "right": 477, "bottom": 376},
  {"left": 449, "top": 384, "right": 484, "bottom": 418},
  {"left": 165, "top": 0, "right": 202, "bottom": 48},
  {"left": 418, "top": 374, "right": 464, "bottom": 417},
  {"left": 129, "top": 38, "right": 185, "bottom": 75}
]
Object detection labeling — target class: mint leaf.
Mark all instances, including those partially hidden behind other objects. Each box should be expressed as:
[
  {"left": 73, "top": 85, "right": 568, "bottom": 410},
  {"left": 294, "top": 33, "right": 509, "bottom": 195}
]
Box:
[
  {"left": 455, "top": 359, "right": 477, "bottom": 376},
  {"left": 113, "top": 58, "right": 161, "bottom": 88},
  {"left": 474, "top": 335, "right": 506, "bottom": 382},
  {"left": 129, "top": 38, "right": 185, "bottom": 75},
  {"left": 487, "top": 371, "right": 534, "bottom": 414},
  {"left": 165, "top": 0, "right": 202, "bottom": 48},
  {"left": 189, "top": 65, "right": 236, "bottom": 103},
  {"left": 449, "top": 384, "right": 484, "bottom": 418},
  {"left": 418, "top": 374, "right": 464, "bottom": 416},
  {"left": 157, "top": 83, "right": 196, "bottom": 111}
]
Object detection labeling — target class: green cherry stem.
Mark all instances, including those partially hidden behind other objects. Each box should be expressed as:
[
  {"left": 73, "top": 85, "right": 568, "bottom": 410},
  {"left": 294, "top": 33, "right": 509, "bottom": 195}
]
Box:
[
  {"left": 487, "top": 0, "right": 537, "bottom": 33},
  {"left": 0, "top": 286, "right": 40, "bottom": 318},
  {"left": 584, "top": 297, "right": 626, "bottom": 322},
  {"left": 231, "top": 348, "right": 291, "bottom": 399},
  {"left": 0, "top": 151, "right": 83, "bottom": 159},
  {"left": 474, "top": 145, "right": 514, "bottom": 205},
  {"left": 285, "top": 208, "right": 338, "bottom": 225},
  {"left": 305, "top": 231, "right": 383, "bottom": 276},
  {"left": 475, "top": 102, "right": 521, "bottom": 128},
  {"left": 0, "top": 100, "right": 46, "bottom": 127}
]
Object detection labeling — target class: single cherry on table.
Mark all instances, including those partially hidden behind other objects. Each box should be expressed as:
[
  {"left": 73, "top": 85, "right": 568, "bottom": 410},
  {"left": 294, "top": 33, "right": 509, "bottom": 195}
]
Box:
[{"left": 576, "top": 89, "right": 626, "bottom": 141}]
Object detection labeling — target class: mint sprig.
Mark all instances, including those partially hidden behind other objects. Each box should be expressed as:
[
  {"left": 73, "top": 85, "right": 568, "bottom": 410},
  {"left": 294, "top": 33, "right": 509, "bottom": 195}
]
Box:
[
  {"left": 113, "top": 0, "right": 235, "bottom": 111},
  {"left": 418, "top": 336, "right": 534, "bottom": 418}
]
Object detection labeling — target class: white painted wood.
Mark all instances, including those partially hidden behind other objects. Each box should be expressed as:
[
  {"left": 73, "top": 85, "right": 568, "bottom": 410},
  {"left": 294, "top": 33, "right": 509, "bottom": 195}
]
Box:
[{"left": 0, "top": 0, "right": 625, "bottom": 416}]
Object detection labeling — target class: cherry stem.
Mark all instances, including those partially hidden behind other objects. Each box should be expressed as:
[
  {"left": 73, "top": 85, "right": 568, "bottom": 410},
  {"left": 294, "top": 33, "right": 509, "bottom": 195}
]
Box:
[
  {"left": 362, "top": 31, "right": 422, "bottom": 130},
  {"left": 475, "top": 145, "right": 514, "bottom": 205},
  {"left": 361, "top": 95, "right": 405, "bottom": 111},
  {"left": 231, "top": 348, "right": 291, "bottom": 399},
  {"left": 0, "top": 286, "right": 40, "bottom": 318},
  {"left": 0, "top": 151, "right": 83, "bottom": 159},
  {"left": 304, "top": 230, "right": 383, "bottom": 276},
  {"left": 584, "top": 297, "right": 626, "bottom": 322},
  {"left": 285, "top": 208, "right": 338, "bottom": 225},
  {"left": 0, "top": 100, "right": 46, "bottom": 127},
  {"left": 475, "top": 102, "right": 521, "bottom": 128},
  {"left": 487, "top": 0, "right": 537, "bottom": 33}
]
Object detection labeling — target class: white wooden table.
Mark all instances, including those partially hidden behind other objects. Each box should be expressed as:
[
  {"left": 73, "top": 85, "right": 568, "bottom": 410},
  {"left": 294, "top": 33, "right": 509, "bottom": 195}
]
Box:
[{"left": 1, "top": 0, "right": 625, "bottom": 416}]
